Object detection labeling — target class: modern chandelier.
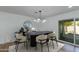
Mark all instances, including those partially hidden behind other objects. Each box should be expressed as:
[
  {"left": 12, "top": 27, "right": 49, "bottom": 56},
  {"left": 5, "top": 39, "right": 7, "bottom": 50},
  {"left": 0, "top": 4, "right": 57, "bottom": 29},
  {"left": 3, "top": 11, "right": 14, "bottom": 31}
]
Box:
[{"left": 33, "top": 10, "right": 46, "bottom": 23}]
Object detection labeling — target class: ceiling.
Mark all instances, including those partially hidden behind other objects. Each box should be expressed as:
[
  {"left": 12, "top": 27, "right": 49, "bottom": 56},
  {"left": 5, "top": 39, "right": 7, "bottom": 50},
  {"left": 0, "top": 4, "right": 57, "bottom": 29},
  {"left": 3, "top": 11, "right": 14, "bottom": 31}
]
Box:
[{"left": 0, "top": 6, "right": 79, "bottom": 19}]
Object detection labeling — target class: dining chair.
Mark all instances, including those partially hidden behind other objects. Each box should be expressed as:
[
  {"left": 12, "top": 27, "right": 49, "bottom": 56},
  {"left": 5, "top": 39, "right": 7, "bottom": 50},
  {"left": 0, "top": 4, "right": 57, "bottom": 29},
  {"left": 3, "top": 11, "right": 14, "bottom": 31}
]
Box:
[
  {"left": 47, "top": 32, "right": 58, "bottom": 49},
  {"left": 14, "top": 32, "right": 28, "bottom": 52},
  {"left": 36, "top": 34, "right": 49, "bottom": 52}
]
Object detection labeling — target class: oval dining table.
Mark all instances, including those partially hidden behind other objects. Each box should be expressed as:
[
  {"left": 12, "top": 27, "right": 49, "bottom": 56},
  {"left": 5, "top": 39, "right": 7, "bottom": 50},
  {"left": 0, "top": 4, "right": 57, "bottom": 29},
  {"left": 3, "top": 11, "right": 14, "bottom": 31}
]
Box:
[{"left": 27, "top": 31, "right": 53, "bottom": 47}]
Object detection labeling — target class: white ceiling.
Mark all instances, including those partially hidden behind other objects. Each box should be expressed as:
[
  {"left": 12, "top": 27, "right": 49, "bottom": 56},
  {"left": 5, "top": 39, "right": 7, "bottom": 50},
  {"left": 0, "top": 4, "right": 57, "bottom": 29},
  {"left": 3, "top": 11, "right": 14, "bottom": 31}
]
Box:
[{"left": 0, "top": 6, "right": 79, "bottom": 19}]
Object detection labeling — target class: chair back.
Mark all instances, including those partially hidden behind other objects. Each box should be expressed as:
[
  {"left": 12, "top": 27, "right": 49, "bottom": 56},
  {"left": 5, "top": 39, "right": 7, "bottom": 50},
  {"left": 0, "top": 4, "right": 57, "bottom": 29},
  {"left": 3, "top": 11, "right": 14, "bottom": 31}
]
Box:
[
  {"left": 16, "top": 32, "right": 27, "bottom": 41},
  {"left": 15, "top": 33, "right": 22, "bottom": 39},
  {"left": 47, "top": 33, "right": 56, "bottom": 40},
  {"left": 36, "top": 35, "right": 47, "bottom": 43}
]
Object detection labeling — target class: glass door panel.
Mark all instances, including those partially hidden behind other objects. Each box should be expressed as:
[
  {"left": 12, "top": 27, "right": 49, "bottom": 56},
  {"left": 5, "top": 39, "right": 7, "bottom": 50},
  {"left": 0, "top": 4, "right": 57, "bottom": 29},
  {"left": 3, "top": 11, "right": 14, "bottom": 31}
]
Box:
[
  {"left": 59, "top": 19, "right": 74, "bottom": 43},
  {"left": 75, "top": 19, "right": 79, "bottom": 44}
]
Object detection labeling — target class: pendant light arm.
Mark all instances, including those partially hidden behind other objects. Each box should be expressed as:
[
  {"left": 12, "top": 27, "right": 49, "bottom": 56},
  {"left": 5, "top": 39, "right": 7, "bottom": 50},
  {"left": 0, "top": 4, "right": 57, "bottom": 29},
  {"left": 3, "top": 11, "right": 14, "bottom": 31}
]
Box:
[{"left": 39, "top": 10, "right": 42, "bottom": 20}]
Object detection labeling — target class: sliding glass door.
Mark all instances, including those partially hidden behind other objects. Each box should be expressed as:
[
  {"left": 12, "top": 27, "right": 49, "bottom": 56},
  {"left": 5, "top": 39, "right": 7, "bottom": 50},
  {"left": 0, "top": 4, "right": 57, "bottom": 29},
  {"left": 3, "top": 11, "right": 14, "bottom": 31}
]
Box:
[
  {"left": 59, "top": 19, "right": 74, "bottom": 43},
  {"left": 59, "top": 18, "right": 79, "bottom": 45}
]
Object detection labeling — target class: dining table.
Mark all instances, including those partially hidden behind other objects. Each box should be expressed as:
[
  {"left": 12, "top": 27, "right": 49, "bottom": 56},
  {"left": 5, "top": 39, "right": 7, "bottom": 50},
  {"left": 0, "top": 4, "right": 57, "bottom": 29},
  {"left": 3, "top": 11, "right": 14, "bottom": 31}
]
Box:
[{"left": 27, "top": 31, "right": 53, "bottom": 47}]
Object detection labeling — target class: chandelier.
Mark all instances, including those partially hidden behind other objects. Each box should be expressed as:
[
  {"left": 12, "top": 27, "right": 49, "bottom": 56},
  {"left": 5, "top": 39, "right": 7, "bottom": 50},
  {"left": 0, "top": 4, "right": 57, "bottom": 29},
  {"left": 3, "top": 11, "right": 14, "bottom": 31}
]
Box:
[{"left": 33, "top": 10, "right": 46, "bottom": 23}]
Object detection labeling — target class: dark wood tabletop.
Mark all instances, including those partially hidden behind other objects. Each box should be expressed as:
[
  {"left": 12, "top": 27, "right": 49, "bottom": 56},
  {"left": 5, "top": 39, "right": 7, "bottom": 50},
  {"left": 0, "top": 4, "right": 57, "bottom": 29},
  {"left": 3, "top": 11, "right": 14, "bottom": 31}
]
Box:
[{"left": 28, "top": 31, "right": 53, "bottom": 35}]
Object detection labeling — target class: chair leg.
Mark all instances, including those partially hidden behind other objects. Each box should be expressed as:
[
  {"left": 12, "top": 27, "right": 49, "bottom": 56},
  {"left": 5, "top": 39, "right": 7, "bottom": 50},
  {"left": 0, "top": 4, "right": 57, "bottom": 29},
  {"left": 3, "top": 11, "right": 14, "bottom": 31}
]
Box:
[
  {"left": 56, "top": 40, "right": 58, "bottom": 47},
  {"left": 47, "top": 43, "right": 49, "bottom": 52},
  {"left": 52, "top": 41, "right": 54, "bottom": 49},
  {"left": 15, "top": 44, "right": 19, "bottom": 52},
  {"left": 35, "top": 45, "right": 37, "bottom": 51},
  {"left": 25, "top": 41, "right": 29, "bottom": 50},
  {"left": 24, "top": 42, "right": 26, "bottom": 47},
  {"left": 41, "top": 44, "right": 43, "bottom": 52}
]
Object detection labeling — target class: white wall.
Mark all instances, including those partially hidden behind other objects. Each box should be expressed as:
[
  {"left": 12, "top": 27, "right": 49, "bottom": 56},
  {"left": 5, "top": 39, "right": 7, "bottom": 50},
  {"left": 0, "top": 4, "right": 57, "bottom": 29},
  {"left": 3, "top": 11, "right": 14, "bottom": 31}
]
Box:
[{"left": 0, "top": 12, "right": 37, "bottom": 44}]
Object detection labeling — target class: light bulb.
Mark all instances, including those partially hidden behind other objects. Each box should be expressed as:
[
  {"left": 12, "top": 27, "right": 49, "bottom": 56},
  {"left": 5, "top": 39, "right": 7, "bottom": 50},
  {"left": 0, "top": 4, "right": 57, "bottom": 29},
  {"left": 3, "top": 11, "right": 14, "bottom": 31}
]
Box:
[
  {"left": 42, "top": 20, "right": 46, "bottom": 23},
  {"left": 31, "top": 27, "right": 36, "bottom": 30},
  {"left": 68, "top": 6, "right": 72, "bottom": 8},
  {"left": 33, "top": 20, "right": 37, "bottom": 22},
  {"left": 37, "top": 18, "right": 41, "bottom": 21},
  {"left": 37, "top": 18, "right": 41, "bottom": 22}
]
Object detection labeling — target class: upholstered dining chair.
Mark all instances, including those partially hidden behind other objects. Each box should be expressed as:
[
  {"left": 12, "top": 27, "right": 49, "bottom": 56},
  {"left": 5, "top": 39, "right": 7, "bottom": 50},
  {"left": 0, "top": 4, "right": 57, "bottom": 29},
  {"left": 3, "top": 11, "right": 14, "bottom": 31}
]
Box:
[
  {"left": 47, "top": 32, "right": 58, "bottom": 49},
  {"left": 36, "top": 34, "right": 49, "bottom": 52},
  {"left": 14, "top": 32, "right": 28, "bottom": 52}
]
